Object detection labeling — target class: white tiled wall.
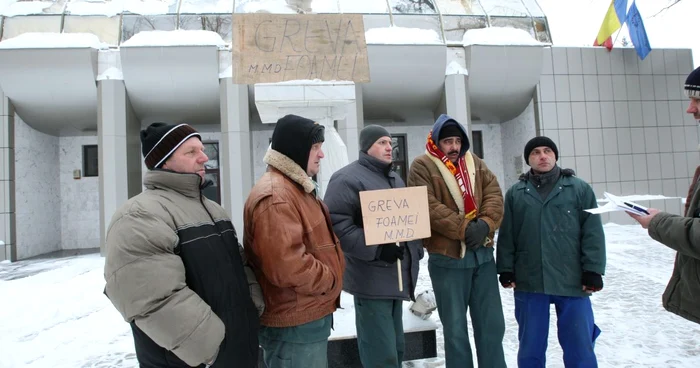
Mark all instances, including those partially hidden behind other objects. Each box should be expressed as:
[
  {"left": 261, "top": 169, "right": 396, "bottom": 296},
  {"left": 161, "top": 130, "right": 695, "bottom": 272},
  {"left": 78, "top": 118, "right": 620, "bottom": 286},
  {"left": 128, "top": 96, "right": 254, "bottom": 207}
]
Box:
[
  {"left": 537, "top": 46, "right": 698, "bottom": 224},
  {"left": 14, "top": 115, "right": 61, "bottom": 259},
  {"left": 59, "top": 136, "right": 99, "bottom": 250},
  {"left": 501, "top": 100, "right": 537, "bottom": 188}
]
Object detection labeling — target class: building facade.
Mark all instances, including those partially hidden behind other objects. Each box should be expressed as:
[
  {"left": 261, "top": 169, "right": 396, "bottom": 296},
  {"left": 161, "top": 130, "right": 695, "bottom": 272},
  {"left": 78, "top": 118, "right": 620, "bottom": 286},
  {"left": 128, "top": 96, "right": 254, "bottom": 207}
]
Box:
[{"left": 0, "top": 0, "right": 696, "bottom": 261}]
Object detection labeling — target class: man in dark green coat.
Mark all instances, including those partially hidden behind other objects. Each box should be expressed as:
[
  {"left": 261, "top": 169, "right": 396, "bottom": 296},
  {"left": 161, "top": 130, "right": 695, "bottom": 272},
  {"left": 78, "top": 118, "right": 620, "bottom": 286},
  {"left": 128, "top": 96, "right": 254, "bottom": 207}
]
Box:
[
  {"left": 497, "top": 136, "right": 606, "bottom": 368},
  {"left": 629, "top": 66, "right": 700, "bottom": 325}
]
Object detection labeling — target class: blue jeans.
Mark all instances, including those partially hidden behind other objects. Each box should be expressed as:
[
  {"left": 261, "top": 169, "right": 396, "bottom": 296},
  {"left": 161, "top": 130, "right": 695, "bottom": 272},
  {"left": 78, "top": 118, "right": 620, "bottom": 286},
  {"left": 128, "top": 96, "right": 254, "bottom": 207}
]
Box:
[
  {"left": 258, "top": 316, "right": 331, "bottom": 368},
  {"left": 354, "top": 297, "right": 405, "bottom": 368},
  {"left": 429, "top": 258, "right": 506, "bottom": 368},
  {"left": 514, "top": 291, "right": 601, "bottom": 368}
]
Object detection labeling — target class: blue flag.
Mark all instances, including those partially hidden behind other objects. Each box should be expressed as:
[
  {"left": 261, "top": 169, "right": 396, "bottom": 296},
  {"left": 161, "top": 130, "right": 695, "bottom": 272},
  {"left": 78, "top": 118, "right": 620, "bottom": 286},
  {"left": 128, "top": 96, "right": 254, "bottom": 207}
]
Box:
[{"left": 626, "top": 1, "right": 651, "bottom": 59}]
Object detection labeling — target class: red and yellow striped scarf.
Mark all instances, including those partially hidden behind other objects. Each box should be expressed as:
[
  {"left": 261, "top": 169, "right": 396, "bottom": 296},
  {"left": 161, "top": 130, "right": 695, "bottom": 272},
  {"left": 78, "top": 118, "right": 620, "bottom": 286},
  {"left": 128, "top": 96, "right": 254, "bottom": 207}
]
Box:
[{"left": 425, "top": 131, "right": 478, "bottom": 220}]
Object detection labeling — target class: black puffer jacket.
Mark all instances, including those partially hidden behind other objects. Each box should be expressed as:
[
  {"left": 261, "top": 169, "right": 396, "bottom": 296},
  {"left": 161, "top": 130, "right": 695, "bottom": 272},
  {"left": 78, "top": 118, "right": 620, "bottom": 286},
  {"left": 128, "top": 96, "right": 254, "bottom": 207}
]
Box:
[{"left": 104, "top": 170, "right": 259, "bottom": 367}]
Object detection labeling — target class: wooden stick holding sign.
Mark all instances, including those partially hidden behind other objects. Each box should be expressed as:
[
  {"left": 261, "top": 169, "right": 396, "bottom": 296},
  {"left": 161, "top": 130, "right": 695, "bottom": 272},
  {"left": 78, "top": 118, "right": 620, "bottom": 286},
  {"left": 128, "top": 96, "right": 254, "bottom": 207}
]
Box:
[{"left": 359, "top": 186, "right": 431, "bottom": 292}]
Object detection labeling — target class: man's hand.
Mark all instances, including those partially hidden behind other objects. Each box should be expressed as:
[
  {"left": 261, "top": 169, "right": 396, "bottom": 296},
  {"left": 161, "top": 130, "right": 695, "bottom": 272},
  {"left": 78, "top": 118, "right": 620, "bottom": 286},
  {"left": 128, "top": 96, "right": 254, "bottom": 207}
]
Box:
[
  {"left": 464, "top": 219, "right": 489, "bottom": 250},
  {"left": 378, "top": 244, "right": 405, "bottom": 264},
  {"left": 628, "top": 208, "right": 661, "bottom": 229},
  {"left": 581, "top": 271, "right": 603, "bottom": 293},
  {"left": 499, "top": 272, "right": 516, "bottom": 289}
]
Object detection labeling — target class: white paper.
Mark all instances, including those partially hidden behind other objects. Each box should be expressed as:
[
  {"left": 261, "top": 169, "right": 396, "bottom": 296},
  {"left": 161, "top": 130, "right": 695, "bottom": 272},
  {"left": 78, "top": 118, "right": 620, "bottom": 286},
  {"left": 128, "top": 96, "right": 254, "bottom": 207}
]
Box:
[{"left": 585, "top": 192, "right": 649, "bottom": 216}]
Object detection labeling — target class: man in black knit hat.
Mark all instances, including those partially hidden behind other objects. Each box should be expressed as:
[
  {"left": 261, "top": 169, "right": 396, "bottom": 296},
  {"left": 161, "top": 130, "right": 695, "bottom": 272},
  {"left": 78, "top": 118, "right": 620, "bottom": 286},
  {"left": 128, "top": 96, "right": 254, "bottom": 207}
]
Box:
[
  {"left": 104, "top": 122, "right": 262, "bottom": 368},
  {"left": 244, "top": 114, "right": 345, "bottom": 368},
  {"left": 324, "top": 125, "right": 424, "bottom": 367},
  {"left": 629, "top": 66, "right": 700, "bottom": 325},
  {"left": 497, "top": 136, "right": 606, "bottom": 367}
]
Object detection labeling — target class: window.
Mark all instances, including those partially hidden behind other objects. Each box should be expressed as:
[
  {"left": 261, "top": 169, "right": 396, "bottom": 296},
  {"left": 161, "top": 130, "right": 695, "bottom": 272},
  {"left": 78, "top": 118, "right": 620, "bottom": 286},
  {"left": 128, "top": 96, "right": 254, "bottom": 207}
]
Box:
[
  {"left": 391, "top": 134, "right": 408, "bottom": 183},
  {"left": 202, "top": 142, "right": 221, "bottom": 204},
  {"left": 82, "top": 145, "right": 98, "bottom": 177},
  {"left": 471, "top": 131, "right": 484, "bottom": 159}
]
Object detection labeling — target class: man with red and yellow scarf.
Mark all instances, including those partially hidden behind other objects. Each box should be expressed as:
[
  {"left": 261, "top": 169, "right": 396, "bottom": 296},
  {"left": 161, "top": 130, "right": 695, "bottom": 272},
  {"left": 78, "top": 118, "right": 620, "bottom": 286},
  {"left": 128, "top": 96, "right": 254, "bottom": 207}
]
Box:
[{"left": 407, "top": 114, "right": 506, "bottom": 368}]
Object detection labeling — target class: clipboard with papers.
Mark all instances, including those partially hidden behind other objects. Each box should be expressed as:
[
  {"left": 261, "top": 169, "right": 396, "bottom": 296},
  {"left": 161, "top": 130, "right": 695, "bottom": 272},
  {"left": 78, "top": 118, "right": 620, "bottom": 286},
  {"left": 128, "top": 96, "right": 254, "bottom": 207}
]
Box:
[{"left": 585, "top": 192, "right": 650, "bottom": 216}]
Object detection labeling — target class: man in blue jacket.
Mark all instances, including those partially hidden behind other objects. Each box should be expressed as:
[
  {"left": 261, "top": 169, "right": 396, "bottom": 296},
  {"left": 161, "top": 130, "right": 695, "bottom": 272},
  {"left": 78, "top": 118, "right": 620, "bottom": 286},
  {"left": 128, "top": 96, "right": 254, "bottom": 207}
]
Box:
[
  {"left": 324, "top": 125, "right": 424, "bottom": 367},
  {"left": 497, "top": 136, "right": 606, "bottom": 368}
]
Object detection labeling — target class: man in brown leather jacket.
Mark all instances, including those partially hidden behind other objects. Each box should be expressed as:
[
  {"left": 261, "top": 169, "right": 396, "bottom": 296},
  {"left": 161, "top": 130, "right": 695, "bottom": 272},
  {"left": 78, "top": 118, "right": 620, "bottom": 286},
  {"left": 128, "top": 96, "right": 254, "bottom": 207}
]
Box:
[
  {"left": 244, "top": 114, "right": 346, "bottom": 368},
  {"left": 407, "top": 114, "right": 506, "bottom": 368}
]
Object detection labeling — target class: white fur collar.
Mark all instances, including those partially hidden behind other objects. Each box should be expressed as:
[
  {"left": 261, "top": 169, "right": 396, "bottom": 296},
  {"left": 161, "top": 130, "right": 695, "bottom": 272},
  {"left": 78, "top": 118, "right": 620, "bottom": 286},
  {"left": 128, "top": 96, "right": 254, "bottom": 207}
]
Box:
[{"left": 264, "top": 149, "right": 316, "bottom": 194}]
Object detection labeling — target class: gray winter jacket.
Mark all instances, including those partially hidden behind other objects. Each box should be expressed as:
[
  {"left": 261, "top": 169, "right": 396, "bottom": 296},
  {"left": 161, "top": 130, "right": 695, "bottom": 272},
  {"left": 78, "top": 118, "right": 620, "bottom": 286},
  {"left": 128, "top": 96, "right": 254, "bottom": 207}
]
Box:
[
  {"left": 104, "top": 170, "right": 260, "bottom": 367},
  {"left": 324, "top": 152, "right": 424, "bottom": 300}
]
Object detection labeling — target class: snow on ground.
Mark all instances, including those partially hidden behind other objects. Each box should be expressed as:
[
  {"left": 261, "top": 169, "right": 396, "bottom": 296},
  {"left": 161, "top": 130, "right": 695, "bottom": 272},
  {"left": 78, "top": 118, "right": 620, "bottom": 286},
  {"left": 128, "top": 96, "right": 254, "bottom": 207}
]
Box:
[{"left": 2, "top": 224, "right": 700, "bottom": 367}]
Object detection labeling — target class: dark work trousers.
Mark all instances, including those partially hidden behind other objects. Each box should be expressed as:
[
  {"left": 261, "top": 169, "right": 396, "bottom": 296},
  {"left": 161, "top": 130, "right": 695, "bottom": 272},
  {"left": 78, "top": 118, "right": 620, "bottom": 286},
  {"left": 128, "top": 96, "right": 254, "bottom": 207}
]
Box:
[
  {"left": 429, "top": 258, "right": 507, "bottom": 368},
  {"left": 354, "top": 297, "right": 405, "bottom": 368}
]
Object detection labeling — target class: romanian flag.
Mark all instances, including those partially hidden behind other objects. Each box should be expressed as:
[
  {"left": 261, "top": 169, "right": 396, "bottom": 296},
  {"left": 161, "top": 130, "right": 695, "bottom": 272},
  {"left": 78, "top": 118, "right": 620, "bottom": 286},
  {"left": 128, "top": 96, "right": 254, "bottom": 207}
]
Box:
[{"left": 593, "top": 0, "right": 628, "bottom": 50}]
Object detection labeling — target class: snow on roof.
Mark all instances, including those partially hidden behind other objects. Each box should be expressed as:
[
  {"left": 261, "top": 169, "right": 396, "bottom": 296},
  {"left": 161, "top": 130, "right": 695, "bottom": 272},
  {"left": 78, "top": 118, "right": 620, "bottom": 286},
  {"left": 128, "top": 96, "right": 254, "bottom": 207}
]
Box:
[
  {"left": 97, "top": 67, "right": 124, "bottom": 80},
  {"left": 236, "top": 0, "right": 296, "bottom": 14},
  {"left": 365, "top": 26, "right": 442, "bottom": 45},
  {"left": 65, "top": 0, "right": 124, "bottom": 17},
  {"left": 0, "top": 32, "right": 107, "bottom": 49},
  {"left": 123, "top": 0, "right": 177, "bottom": 15},
  {"left": 121, "top": 30, "right": 226, "bottom": 47},
  {"left": 0, "top": 0, "right": 54, "bottom": 17},
  {"left": 445, "top": 60, "right": 468, "bottom": 76},
  {"left": 180, "top": 0, "right": 233, "bottom": 14},
  {"left": 462, "top": 27, "right": 546, "bottom": 47}
]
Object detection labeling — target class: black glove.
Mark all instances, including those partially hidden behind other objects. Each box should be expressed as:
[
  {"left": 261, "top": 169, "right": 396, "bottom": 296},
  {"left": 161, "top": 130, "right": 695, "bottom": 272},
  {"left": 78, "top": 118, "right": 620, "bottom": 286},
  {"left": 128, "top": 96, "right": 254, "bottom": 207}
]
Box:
[
  {"left": 378, "top": 244, "right": 405, "bottom": 264},
  {"left": 582, "top": 271, "right": 603, "bottom": 292},
  {"left": 464, "top": 219, "right": 489, "bottom": 250},
  {"left": 499, "top": 272, "right": 515, "bottom": 288}
]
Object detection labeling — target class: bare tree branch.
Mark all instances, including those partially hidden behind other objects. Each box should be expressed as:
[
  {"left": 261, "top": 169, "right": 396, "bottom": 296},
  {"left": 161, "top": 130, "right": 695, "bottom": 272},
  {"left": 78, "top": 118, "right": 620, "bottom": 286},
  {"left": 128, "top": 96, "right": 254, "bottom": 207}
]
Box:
[{"left": 651, "top": 0, "right": 682, "bottom": 18}]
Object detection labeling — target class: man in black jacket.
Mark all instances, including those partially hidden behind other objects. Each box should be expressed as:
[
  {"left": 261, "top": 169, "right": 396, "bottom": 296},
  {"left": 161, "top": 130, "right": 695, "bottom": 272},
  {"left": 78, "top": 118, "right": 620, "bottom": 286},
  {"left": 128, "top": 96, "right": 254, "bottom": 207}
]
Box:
[{"left": 324, "top": 125, "right": 424, "bottom": 368}]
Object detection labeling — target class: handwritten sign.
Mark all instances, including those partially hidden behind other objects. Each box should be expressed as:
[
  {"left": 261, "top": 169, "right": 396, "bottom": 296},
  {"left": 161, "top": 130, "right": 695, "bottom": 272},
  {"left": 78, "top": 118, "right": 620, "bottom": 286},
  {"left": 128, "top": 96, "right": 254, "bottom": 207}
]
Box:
[
  {"left": 359, "top": 186, "right": 431, "bottom": 245},
  {"left": 231, "top": 14, "right": 370, "bottom": 84}
]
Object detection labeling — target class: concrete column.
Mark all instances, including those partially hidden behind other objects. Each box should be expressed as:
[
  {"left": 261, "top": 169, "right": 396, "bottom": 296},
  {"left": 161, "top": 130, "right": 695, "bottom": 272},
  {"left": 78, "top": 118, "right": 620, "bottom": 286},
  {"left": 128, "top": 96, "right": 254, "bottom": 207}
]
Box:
[
  {"left": 219, "top": 78, "right": 252, "bottom": 233},
  {"left": 444, "top": 74, "right": 472, "bottom": 141},
  {"left": 336, "top": 84, "right": 363, "bottom": 163},
  {"left": 98, "top": 80, "right": 142, "bottom": 255},
  {"left": 0, "top": 87, "right": 16, "bottom": 261}
]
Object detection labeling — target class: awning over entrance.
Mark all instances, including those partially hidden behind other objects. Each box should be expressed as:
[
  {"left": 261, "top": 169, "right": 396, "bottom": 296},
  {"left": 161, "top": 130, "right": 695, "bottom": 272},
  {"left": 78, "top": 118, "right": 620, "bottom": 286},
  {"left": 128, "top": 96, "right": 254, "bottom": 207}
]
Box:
[
  {"left": 0, "top": 47, "right": 98, "bottom": 135},
  {"left": 466, "top": 44, "right": 545, "bottom": 122},
  {"left": 120, "top": 45, "right": 221, "bottom": 125}
]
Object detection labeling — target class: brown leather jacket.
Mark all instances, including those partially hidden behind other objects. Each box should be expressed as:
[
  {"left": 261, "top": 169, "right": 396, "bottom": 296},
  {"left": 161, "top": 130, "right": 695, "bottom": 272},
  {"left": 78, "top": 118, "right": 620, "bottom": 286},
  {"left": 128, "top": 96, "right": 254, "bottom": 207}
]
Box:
[
  {"left": 407, "top": 152, "right": 504, "bottom": 259},
  {"left": 243, "top": 149, "right": 345, "bottom": 328}
]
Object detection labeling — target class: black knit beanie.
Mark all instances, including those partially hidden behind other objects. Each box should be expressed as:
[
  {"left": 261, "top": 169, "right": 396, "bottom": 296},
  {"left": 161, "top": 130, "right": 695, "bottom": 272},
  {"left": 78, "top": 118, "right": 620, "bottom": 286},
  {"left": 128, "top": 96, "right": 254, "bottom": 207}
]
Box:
[
  {"left": 524, "top": 136, "right": 558, "bottom": 165},
  {"left": 141, "top": 123, "right": 201, "bottom": 169},
  {"left": 438, "top": 122, "right": 464, "bottom": 142},
  {"left": 685, "top": 66, "right": 700, "bottom": 98},
  {"left": 360, "top": 125, "right": 391, "bottom": 153},
  {"left": 271, "top": 114, "right": 325, "bottom": 172}
]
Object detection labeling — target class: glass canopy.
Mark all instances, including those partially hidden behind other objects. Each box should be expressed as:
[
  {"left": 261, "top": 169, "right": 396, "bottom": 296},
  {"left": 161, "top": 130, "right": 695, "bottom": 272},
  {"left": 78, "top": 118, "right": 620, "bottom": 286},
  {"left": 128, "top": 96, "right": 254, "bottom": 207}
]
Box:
[{"left": 0, "top": 0, "right": 551, "bottom": 45}]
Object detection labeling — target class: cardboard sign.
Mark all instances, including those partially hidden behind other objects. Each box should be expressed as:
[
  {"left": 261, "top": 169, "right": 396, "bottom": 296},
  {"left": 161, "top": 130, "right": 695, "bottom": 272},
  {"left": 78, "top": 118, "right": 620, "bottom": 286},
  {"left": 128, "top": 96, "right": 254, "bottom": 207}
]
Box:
[
  {"left": 231, "top": 13, "right": 370, "bottom": 84},
  {"left": 359, "top": 186, "right": 431, "bottom": 245}
]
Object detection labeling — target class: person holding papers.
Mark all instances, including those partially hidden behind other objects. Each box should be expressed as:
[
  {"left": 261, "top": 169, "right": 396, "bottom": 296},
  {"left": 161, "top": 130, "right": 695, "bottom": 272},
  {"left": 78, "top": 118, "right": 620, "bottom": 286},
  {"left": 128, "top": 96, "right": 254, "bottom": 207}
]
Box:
[
  {"left": 407, "top": 115, "right": 506, "bottom": 368},
  {"left": 497, "top": 136, "right": 606, "bottom": 368},
  {"left": 324, "top": 125, "right": 424, "bottom": 368},
  {"left": 628, "top": 66, "right": 700, "bottom": 325}
]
